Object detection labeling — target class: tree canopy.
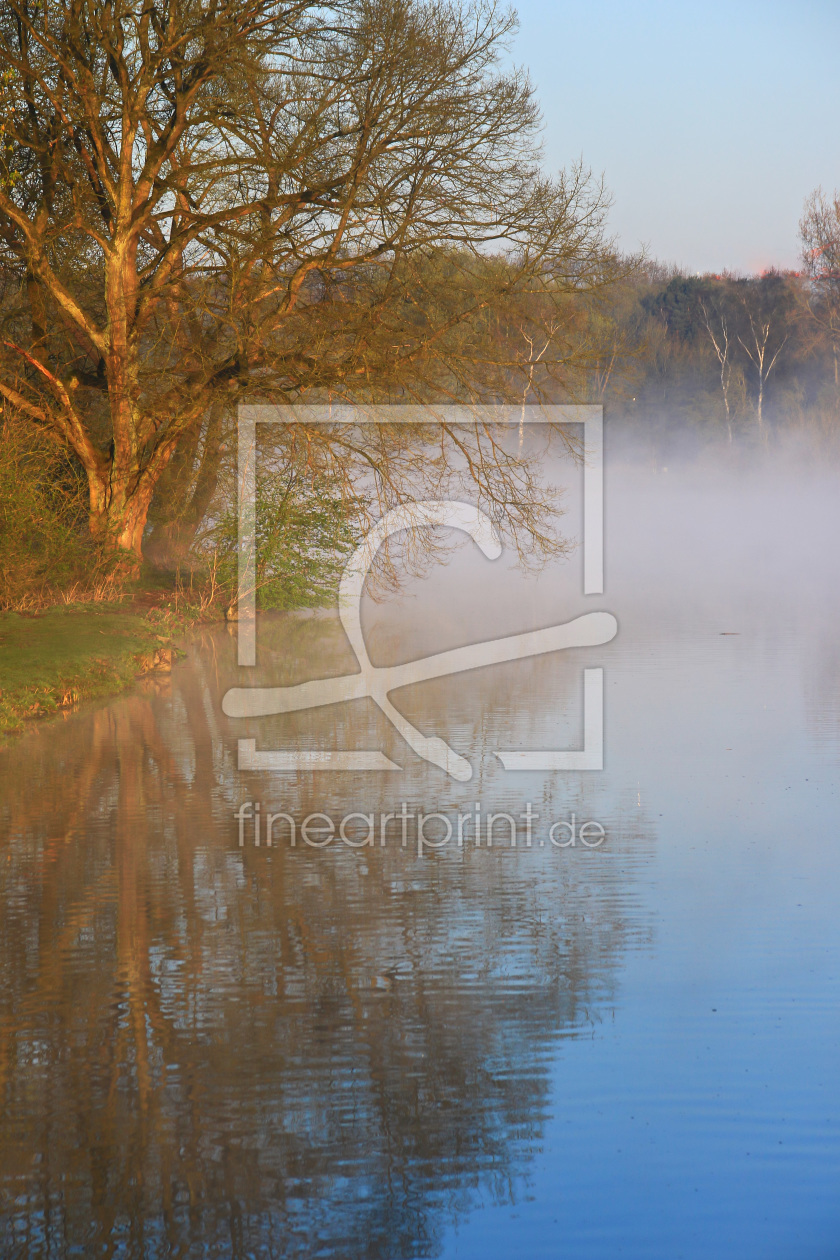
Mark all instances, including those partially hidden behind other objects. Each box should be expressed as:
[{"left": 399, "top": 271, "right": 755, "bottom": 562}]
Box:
[{"left": 0, "top": 0, "right": 613, "bottom": 559}]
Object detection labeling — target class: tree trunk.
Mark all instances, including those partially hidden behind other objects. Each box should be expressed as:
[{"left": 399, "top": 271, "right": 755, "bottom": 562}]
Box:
[
  {"left": 86, "top": 460, "right": 159, "bottom": 566},
  {"left": 143, "top": 406, "right": 227, "bottom": 568}
]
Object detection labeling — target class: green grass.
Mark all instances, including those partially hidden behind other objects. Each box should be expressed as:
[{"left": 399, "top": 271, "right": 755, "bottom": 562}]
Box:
[{"left": 0, "top": 604, "right": 174, "bottom": 739}]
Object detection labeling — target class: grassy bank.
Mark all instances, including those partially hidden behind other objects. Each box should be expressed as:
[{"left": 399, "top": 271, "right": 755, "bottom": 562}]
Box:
[{"left": 0, "top": 603, "right": 188, "bottom": 740}]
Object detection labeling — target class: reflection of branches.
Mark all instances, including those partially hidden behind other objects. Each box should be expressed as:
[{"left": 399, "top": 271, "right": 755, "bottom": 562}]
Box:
[{"left": 0, "top": 635, "right": 652, "bottom": 1257}]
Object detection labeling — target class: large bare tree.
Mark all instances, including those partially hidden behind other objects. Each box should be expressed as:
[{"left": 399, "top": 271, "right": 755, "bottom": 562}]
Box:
[{"left": 0, "top": 0, "right": 611, "bottom": 560}]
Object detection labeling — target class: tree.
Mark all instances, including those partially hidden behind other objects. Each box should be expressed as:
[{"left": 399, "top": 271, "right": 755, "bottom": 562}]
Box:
[
  {"left": 0, "top": 0, "right": 612, "bottom": 563},
  {"left": 699, "top": 285, "right": 738, "bottom": 442},
  {"left": 732, "top": 272, "right": 794, "bottom": 435},
  {"left": 642, "top": 274, "right": 709, "bottom": 342},
  {"left": 800, "top": 187, "right": 840, "bottom": 401}
]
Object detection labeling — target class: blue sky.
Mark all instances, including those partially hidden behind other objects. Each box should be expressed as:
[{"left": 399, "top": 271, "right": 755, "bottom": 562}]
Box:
[{"left": 510, "top": 0, "right": 840, "bottom": 274}]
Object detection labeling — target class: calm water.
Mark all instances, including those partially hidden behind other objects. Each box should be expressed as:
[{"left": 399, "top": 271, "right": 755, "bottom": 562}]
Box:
[{"left": 1, "top": 454, "right": 839, "bottom": 1258}]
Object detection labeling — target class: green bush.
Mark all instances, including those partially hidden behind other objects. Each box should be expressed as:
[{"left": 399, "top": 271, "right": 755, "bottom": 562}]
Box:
[
  {"left": 0, "top": 412, "right": 95, "bottom": 609},
  {"left": 207, "top": 458, "right": 364, "bottom": 611}
]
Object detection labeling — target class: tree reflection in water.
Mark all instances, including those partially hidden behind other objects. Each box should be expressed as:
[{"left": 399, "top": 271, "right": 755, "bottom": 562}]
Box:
[{"left": 0, "top": 624, "right": 653, "bottom": 1258}]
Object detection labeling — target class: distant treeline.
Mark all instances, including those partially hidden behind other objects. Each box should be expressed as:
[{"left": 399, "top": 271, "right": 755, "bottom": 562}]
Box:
[{"left": 592, "top": 253, "right": 840, "bottom": 445}]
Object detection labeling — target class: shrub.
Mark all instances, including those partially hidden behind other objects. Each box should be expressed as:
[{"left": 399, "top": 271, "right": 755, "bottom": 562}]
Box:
[{"left": 0, "top": 411, "right": 97, "bottom": 609}]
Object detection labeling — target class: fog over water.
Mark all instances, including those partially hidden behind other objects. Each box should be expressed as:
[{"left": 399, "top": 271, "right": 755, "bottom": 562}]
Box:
[{"left": 0, "top": 431, "right": 839, "bottom": 1258}]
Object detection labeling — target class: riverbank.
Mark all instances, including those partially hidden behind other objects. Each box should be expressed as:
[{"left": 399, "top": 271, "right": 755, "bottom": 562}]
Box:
[{"left": 0, "top": 602, "right": 203, "bottom": 741}]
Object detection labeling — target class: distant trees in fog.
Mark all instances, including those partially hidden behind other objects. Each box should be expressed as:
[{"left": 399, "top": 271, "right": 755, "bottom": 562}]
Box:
[{"left": 594, "top": 252, "right": 839, "bottom": 444}]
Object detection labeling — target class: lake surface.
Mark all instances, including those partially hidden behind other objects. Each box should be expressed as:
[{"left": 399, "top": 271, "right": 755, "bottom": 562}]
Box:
[{"left": 1, "top": 452, "right": 839, "bottom": 1258}]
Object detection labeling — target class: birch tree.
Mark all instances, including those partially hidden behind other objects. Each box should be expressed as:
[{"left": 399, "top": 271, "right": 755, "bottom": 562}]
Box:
[
  {"left": 733, "top": 273, "right": 792, "bottom": 435},
  {"left": 699, "top": 295, "right": 735, "bottom": 442}
]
